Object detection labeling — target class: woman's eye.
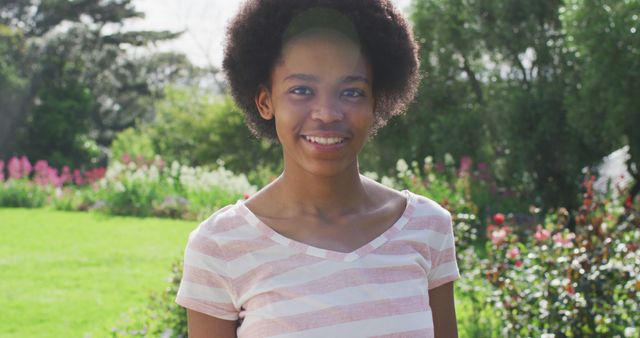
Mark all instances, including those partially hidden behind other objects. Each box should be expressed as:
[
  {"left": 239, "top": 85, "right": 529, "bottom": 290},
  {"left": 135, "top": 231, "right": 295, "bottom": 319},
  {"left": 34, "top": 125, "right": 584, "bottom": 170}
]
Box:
[
  {"left": 290, "top": 87, "right": 312, "bottom": 96},
  {"left": 342, "top": 89, "right": 365, "bottom": 98}
]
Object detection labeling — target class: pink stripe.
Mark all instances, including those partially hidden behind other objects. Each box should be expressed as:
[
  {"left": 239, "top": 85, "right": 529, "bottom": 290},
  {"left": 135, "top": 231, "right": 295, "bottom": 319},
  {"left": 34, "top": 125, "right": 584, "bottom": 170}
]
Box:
[
  {"left": 245, "top": 265, "right": 425, "bottom": 309},
  {"left": 188, "top": 234, "right": 225, "bottom": 259},
  {"left": 432, "top": 247, "right": 456, "bottom": 267},
  {"left": 176, "top": 296, "right": 238, "bottom": 319},
  {"left": 372, "top": 240, "right": 430, "bottom": 257},
  {"left": 370, "top": 329, "right": 434, "bottom": 338},
  {"left": 202, "top": 209, "right": 248, "bottom": 235},
  {"left": 189, "top": 232, "right": 277, "bottom": 261},
  {"left": 241, "top": 296, "right": 427, "bottom": 337},
  {"left": 429, "top": 274, "right": 459, "bottom": 289},
  {"left": 234, "top": 254, "right": 323, "bottom": 295},
  {"left": 182, "top": 264, "right": 229, "bottom": 289},
  {"left": 404, "top": 215, "right": 451, "bottom": 234}
]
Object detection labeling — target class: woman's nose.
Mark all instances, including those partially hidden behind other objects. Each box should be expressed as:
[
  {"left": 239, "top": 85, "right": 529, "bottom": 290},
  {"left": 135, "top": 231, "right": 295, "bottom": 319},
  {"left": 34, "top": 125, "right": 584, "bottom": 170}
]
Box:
[{"left": 310, "top": 95, "right": 343, "bottom": 123}]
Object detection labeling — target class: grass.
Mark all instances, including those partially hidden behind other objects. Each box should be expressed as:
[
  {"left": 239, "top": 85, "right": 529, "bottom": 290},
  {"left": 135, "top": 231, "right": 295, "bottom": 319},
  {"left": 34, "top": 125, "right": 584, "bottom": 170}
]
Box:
[{"left": 0, "top": 207, "right": 199, "bottom": 338}]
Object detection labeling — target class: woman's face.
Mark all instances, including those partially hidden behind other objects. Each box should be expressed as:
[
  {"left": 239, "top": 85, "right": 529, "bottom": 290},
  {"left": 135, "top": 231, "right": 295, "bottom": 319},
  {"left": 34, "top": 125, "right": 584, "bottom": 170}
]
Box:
[{"left": 256, "top": 30, "right": 375, "bottom": 177}]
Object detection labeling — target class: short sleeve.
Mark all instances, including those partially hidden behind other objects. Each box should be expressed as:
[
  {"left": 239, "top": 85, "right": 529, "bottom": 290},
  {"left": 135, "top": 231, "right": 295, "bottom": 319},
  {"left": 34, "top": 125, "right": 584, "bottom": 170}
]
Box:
[
  {"left": 175, "top": 225, "right": 239, "bottom": 320},
  {"left": 427, "top": 210, "right": 460, "bottom": 289}
]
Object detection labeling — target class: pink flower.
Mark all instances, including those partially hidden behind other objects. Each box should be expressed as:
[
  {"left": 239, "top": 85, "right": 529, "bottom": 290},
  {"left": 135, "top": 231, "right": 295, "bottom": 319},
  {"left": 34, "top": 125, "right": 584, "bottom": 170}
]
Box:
[
  {"left": 243, "top": 193, "right": 251, "bottom": 200},
  {"left": 60, "top": 166, "right": 71, "bottom": 186},
  {"left": 73, "top": 169, "right": 84, "bottom": 185},
  {"left": 490, "top": 227, "right": 508, "bottom": 246},
  {"left": 507, "top": 247, "right": 520, "bottom": 259},
  {"left": 20, "top": 156, "right": 32, "bottom": 178},
  {"left": 47, "top": 167, "right": 61, "bottom": 187},
  {"left": 121, "top": 153, "right": 131, "bottom": 164},
  {"left": 33, "top": 160, "right": 49, "bottom": 186},
  {"left": 0, "top": 160, "right": 4, "bottom": 181},
  {"left": 8, "top": 156, "right": 21, "bottom": 179},
  {"left": 534, "top": 225, "right": 551, "bottom": 241},
  {"left": 458, "top": 156, "right": 472, "bottom": 175},
  {"left": 552, "top": 232, "right": 575, "bottom": 248},
  {"left": 515, "top": 260, "right": 523, "bottom": 268}
]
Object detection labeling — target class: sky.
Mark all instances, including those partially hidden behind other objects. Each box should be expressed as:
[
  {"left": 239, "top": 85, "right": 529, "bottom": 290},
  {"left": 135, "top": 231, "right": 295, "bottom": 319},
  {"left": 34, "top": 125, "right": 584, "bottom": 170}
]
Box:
[{"left": 126, "top": 0, "right": 413, "bottom": 67}]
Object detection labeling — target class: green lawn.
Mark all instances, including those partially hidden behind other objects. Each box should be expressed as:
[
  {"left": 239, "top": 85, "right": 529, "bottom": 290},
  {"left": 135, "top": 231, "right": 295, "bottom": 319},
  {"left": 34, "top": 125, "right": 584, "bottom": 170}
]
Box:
[{"left": 0, "top": 208, "right": 198, "bottom": 338}]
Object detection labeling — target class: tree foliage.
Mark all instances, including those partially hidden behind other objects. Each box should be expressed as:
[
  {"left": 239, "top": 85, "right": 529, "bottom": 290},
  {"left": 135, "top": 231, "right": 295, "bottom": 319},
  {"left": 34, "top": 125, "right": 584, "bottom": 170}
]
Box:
[
  {"left": 0, "top": 0, "right": 184, "bottom": 167},
  {"left": 369, "top": 0, "right": 639, "bottom": 210}
]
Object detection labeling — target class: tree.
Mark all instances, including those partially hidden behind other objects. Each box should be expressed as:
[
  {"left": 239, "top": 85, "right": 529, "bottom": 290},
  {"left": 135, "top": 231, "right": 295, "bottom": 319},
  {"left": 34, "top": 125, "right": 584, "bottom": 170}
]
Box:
[
  {"left": 562, "top": 0, "right": 640, "bottom": 198},
  {"left": 0, "top": 0, "right": 182, "bottom": 167},
  {"left": 371, "top": 0, "right": 637, "bottom": 211}
]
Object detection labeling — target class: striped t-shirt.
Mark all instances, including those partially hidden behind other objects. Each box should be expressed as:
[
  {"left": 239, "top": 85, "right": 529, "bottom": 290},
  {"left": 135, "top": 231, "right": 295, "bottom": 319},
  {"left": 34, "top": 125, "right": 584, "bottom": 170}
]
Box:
[{"left": 175, "top": 190, "right": 460, "bottom": 337}]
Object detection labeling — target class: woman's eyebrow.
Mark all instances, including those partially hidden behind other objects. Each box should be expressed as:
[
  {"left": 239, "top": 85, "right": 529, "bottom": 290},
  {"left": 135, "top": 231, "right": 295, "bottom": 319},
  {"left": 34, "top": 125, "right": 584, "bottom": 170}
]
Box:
[
  {"left": 283, "top": 73, "right": 370, "bottom": 84},
  {"left": 284, "top": 73, "right": 319, "bottom": 82}
]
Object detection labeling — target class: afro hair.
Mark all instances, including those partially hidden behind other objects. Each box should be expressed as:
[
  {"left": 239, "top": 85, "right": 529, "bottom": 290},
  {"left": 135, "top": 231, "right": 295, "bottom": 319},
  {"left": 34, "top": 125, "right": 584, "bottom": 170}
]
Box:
[{"left": 223, "top": 0, "right": 420, "bottom": 140}]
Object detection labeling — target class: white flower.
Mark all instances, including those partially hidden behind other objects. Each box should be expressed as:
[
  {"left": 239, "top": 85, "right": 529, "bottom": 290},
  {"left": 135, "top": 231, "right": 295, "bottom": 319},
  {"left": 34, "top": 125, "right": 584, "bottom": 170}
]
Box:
[
  {"left": 396, "top": 159, "right": 409, "bottom": 173},
  {"left": 624, "top": 327, "right": 636, "bottom": 337},
  {"left": 381, "top": 176, "right": 396, "bottom": 188},
  {"left": 363, "top": 171, "right": 379, "bottom": 181},
  {"left": 444, "top": 153, "right": 454, "bottom": 165}
]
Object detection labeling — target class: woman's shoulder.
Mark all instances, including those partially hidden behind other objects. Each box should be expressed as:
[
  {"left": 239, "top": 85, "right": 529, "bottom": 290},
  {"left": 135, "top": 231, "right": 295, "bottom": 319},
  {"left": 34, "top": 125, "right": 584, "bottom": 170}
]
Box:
[
  {"left": 189, "top": 201, "right": 256, "bottom": 243},
  {"left": 405, "top": 191, "right": 452, "bottom": 220}
]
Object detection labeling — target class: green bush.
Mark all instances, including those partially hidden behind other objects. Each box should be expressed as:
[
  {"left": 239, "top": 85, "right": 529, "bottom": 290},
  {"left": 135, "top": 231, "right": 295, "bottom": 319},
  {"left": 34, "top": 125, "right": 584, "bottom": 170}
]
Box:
[
  {"left": 110, "top": 259, "right": 187, "bottom": 338},
  {"left": 483, "top": 176, "right": 639, "bottom": 337},
  {"left": 110, "top": 128, "right": 156, "bottom": 163},
  {"left": 142, "top": 86, "right": 281, "bottom": 175},
  {"left": 0, "top": 179, "right": 49, "bottom": 208}
]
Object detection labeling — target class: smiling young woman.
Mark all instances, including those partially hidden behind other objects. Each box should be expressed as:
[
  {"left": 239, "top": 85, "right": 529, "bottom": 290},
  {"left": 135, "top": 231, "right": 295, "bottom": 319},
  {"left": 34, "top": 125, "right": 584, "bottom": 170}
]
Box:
[
  {"left": 256, "top": 30, "right": 375, "bottom": 178},
  {"left": 175, "top": 2, "right": 460, "bottom": 337}
]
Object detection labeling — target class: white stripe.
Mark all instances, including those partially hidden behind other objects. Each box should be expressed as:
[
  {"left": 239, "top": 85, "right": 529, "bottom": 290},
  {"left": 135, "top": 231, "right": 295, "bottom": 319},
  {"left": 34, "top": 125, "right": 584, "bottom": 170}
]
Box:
[
  {"left": 424, "top": 230, "right": 452, "bottom": 249},
  {"left": 306, "top": 246, "right": 327, "bottom": 257},
  {"left": 241, "top": 278, "right": 427, "bottom": 323},
  {"left": 184, "top": 248, "right": 230, "bottom": 277},
  {"left": 265, "top": 311, "right": 433, "bottom": 338},
  {"left": 369, "top": 235, "right": 387, "bottom": 248},
  {"left": 202, "top": 223, "right": 259, "bottom": 242},
  {"left": 176, "top": 280, "right": 232, "bottom": 303},
  {"left": 412, "top": 202, "right": 449, "bottom": 218},
  {"left": 237, "top": 255, "right": 424, "bottom": 304}
]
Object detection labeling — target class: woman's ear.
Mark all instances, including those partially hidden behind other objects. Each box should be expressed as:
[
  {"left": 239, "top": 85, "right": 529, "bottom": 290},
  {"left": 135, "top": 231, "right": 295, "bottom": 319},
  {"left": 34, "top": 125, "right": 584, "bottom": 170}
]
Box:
[{"left": 255, "top": 85, "right": 274, "bottom": 120}]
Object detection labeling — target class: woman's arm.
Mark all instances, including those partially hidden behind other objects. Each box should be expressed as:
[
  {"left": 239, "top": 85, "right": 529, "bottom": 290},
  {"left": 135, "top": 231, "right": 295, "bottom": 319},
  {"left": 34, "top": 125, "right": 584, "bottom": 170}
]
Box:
[
  {"left": 428, "top": 281, "right": 458, "bottom": 338},
  {"left": 186, "top": 309, "right": 238, "bottom": 338}
]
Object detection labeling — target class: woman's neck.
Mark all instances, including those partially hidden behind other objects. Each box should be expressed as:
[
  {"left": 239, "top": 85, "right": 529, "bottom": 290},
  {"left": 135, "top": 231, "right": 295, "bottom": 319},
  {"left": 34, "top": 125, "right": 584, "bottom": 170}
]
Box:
[{"left": 271, "top": 162, "right": 372, "bottom": 218}]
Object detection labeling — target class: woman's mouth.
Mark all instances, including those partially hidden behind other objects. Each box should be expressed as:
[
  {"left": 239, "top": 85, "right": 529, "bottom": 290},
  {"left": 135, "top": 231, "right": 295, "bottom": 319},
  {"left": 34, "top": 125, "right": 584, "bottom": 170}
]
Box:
[{"left": 303, "top": 135, "right": 346, "bottom": 145}]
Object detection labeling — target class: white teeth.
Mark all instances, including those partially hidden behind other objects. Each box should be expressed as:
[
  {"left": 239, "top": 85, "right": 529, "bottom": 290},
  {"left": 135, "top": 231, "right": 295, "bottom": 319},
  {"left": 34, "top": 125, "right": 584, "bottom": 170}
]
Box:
[{"left": 305, "top": 136, "right": 344, "bottom": 145}]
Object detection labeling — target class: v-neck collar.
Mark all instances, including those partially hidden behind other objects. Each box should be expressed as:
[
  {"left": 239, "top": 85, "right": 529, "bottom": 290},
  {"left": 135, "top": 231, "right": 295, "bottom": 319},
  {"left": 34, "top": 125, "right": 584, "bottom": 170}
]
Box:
[{"left": 236, "top": 190, "right": 416, "bottom": 262}]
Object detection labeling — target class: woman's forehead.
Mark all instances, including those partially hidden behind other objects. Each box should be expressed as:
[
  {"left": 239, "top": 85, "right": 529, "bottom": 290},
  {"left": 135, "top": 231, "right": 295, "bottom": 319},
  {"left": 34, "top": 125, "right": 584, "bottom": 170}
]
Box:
[{"left": 276, "top": 32, "right": 371, "bottom": 81}]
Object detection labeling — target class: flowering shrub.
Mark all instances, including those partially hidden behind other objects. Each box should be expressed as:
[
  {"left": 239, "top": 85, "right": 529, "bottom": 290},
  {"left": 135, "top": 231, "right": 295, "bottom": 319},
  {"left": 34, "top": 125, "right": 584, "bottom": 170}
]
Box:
[
  {"left": 0, "top": 156, "right": 106, "bottom": 208},
  {"left": 95, "top": 156, "right": 256, "bottom": 220},
  {"left": 0, "top": 155, "right": 254, "bottom": 221},
  {"left": 484, "top": 175, "right": 639, "bottom": 337}
]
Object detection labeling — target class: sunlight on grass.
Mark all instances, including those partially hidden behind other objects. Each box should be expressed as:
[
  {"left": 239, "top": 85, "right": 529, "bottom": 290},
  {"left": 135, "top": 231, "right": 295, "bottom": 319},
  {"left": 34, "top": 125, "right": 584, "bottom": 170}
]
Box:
[{"left": 0, "top": 208, "right": 199, "bottom": 338}]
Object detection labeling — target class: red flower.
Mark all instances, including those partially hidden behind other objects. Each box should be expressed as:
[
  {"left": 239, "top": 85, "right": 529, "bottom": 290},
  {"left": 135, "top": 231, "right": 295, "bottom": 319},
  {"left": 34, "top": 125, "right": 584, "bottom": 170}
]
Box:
[
  {"left": 625, "top": 195, "right": 633, "bottom": 209},
  {"left": 243, "top": 193, "right": 251, "bottom": 200},
  {"left": 515, "top": 260, "right": 523, "bottom": 268},
  {"left": 493, "top": 213, "right": 505, "bottom": 225}
]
